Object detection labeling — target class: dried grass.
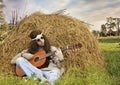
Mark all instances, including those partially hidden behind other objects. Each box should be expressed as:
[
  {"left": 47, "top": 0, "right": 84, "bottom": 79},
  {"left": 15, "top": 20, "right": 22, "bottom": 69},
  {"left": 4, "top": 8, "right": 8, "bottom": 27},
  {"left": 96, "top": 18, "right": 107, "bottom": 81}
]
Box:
[{"left": 0, "top": 12, "right": 104, "bottom": 75}]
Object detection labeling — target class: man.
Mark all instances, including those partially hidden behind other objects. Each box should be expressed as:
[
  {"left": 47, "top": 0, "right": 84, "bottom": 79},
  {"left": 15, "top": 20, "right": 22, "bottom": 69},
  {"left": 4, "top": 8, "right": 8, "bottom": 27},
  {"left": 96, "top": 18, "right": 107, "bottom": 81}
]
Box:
[{"left": 11, "top": 30, "right": 64, "bottom": 85}]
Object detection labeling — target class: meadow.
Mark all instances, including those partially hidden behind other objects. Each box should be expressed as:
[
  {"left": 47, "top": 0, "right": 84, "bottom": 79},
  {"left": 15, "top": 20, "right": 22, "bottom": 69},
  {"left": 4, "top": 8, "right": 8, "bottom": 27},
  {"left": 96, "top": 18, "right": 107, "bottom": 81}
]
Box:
[{"left": 0, "top": 36, "right": 120, "bottom": 85}]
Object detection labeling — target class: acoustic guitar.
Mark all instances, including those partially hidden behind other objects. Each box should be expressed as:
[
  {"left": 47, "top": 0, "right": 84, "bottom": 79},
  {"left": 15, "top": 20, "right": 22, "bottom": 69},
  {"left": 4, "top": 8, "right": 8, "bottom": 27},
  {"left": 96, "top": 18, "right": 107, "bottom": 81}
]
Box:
[{"left": 16, "top": 42, "right": 82, "bottom": 76}]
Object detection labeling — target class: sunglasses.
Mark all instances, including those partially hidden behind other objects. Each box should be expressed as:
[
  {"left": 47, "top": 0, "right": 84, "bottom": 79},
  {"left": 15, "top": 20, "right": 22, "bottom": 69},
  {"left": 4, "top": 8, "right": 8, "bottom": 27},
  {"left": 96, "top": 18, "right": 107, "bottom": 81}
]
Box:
[{"left": 36, "top": 37, "right": 44, "bottom": 42}]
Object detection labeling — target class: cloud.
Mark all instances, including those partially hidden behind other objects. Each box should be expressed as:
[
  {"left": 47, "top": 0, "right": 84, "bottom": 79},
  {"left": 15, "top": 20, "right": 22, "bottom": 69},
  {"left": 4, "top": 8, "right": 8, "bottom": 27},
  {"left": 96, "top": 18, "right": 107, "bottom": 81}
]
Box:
[
  {"left": 2, "top": 0, "right": 120, "bottom": 31},
  {"left": 3, "top": 0, "right": 26, "bottom": 22},
  {"left": 86, "top": 5, "right": 120, "bottom": 30},
  {"left": 87, "top": 6, "right": 120, "bottom": 21},
  {"left": 3, "top": 0, "right": 71, "bottom": 22},
  {"left": 26, "top": 0, "right": 70, "bottom": 14},
  {"left": 63, "top": 0, "right": 120, "bottom": 30},
  {"left": 65, "top": 0, "right": 120, "bottom": 17}
]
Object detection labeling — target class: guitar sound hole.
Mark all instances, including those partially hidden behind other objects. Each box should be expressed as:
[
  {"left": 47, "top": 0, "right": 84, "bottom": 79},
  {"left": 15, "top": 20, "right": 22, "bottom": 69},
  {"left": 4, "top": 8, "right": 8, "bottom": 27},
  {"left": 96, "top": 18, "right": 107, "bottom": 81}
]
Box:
[{"left": 34, "top": 57, "right": 39, "bottom": 62}]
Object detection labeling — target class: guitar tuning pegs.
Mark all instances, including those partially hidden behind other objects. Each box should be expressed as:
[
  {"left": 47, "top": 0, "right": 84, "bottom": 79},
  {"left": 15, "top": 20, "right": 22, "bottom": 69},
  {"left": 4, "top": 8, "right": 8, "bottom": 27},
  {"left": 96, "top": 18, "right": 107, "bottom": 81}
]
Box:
[{"left": 76, "top": 42, "right": 82, "bottom": 48}]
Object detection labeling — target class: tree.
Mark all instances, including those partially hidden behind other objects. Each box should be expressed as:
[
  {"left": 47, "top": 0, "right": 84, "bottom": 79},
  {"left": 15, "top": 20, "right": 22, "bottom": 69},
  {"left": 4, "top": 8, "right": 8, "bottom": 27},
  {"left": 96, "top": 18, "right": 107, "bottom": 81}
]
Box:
[
  {"left": 10, "top": 10, "right": 19, "bottom": 29},
  {"left": 106, "top": 17, "right": 120, "bottom": 36},
  {"left": 0, "top": 0, "right": 5, "bottom": 24},
  {"left": 0, "top": 0, "right": 6, "bottom": 40},
  {"left": 92, "top": 30, "right": 99, "bottom": 37},
  {"left": 113, "top": 18, "right": 120, "bottom": 36},
  {"left": 100, "top": 24, "right": 107, "bottom": 36}
]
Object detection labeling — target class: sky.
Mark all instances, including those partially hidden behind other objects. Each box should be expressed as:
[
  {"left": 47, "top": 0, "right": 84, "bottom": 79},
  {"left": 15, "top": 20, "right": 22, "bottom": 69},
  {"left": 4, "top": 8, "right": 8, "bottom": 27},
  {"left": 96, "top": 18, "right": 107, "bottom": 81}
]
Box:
[{"left": 2, "top": 0, "right": 120, "bottom": 31}]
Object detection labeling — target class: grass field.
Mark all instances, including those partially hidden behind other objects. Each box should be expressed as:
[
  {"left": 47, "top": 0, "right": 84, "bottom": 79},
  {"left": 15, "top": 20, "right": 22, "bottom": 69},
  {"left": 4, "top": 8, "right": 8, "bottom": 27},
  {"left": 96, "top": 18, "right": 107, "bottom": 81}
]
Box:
[
  {"left": 98, "top": 37, "right": 120, "bottom": 85},
  {"left": 0, "top": 36, "right": 120, "bottom": 85}
]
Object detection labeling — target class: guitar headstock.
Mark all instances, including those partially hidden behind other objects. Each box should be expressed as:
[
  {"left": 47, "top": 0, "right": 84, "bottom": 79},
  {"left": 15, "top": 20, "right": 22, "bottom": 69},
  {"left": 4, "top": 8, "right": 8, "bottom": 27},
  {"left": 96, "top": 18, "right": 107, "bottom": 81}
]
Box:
[
  {"left": 60, "top": 42, "right": 82, "bottom": 52},
  {"left": 68, "top": 42, "right": 82, "bottom": 50}
]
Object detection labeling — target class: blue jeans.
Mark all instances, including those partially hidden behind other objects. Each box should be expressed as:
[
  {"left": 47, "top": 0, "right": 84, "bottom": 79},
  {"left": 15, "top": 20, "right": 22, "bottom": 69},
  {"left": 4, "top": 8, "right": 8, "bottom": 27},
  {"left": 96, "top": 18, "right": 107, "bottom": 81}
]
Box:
[{"left": 16, "top": 57, "right": 60, "bottom": 84}]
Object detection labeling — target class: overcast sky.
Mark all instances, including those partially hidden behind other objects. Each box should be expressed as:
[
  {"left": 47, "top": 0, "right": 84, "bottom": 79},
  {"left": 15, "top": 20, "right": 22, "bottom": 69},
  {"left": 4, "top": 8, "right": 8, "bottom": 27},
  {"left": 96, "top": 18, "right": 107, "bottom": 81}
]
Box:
[{"left": 3, "top": 0, "right": 120, "bottom": 31}]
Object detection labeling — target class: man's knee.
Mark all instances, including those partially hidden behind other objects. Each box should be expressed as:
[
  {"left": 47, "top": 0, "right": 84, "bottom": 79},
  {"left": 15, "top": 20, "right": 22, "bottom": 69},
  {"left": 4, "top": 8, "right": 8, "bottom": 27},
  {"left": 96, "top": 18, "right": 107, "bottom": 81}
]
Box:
[
  {"left": 49, "top": 69, "right": 60, "bottom": 83},
  {"left": 16, "top": 57, "right": 25, "bottom": 65}
]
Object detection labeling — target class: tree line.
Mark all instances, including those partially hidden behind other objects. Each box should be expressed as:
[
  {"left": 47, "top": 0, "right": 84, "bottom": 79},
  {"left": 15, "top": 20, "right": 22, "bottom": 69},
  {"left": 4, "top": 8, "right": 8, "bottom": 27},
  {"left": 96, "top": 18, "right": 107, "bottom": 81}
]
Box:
[{"left": 92, "top": 17, "right": 120, "bottom": 37}]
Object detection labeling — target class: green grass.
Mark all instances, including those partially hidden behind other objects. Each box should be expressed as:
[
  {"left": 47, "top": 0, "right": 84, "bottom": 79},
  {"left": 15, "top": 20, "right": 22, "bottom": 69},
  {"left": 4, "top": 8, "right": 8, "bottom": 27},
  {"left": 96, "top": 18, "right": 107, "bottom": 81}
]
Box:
[
  {"left": 98, "top": 37, "right": 120, "bottom": 76},
  {"left": 0, "top": 36, "right": 120, "bottom": 85},
  {"left": 0, "top": 66, "right": 115, "bottom": 85},
  {"left": 99, "top": 37, "right": 120, "bottom": 43},
  {"left": 55, "top": 65, "right": 116, "bottom": 85},
  {"left": 98, "top": 37, "right": 120, "bottom": 85},
  {"left": 0, "top": 74, "right": 40, "bottom": 85}
]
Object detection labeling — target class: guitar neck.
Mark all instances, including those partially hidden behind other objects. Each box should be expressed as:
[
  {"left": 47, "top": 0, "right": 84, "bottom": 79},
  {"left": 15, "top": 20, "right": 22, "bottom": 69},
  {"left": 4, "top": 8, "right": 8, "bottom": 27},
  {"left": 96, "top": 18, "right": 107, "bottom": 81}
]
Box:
[
  {"left": 37, "top": 42, "right": 82, "bottom": 59},
  {"left": 60, "top": 46, "right": 68, "bottom": 52}
]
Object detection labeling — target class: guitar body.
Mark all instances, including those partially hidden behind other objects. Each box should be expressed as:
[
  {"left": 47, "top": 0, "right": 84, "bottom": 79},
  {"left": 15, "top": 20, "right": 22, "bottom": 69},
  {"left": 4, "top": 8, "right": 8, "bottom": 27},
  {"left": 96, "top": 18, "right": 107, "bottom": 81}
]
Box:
[
  {"left": 16, "top": 50, "right": 46, "bottom": 76},
  {"left": 29, "top": 50, "right": 46, "bottom": 67}
]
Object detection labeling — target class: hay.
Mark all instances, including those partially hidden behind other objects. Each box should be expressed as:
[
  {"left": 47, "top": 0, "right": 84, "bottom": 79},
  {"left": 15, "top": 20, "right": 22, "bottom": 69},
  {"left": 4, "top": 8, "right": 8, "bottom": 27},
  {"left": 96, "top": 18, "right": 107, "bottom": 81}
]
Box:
[{"left": 0, "top": 12, "right": 104, "bottom": 75}]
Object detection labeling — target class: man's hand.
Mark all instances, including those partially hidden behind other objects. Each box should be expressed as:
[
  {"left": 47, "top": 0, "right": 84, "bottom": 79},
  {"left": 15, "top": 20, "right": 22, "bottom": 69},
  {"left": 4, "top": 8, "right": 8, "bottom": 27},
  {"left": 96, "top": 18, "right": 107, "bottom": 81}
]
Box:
[
  {"left": 54, "top": 48, "right": 64, "bottom": 62},
  {"left": 22, "top": 53, "right": 34, "bottom": 60}
]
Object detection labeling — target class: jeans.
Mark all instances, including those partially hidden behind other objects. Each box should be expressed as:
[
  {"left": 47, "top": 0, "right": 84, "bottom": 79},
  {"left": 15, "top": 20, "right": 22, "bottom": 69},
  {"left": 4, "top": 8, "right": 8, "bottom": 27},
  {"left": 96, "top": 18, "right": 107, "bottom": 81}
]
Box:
[{"left": 16, "top": 57, "right": 60, "bottom": 84}]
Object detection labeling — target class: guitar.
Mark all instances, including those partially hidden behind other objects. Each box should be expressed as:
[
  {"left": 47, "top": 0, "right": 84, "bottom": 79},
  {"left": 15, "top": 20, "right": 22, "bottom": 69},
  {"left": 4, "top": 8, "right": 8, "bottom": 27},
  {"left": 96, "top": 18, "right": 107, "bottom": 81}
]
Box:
[{"left": 16, "top": 42, "right": 82, "bottom": 76}]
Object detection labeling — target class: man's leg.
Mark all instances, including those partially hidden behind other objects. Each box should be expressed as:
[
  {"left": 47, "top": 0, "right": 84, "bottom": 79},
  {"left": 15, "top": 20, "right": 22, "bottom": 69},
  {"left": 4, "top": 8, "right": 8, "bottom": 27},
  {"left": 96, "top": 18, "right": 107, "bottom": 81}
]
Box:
[
  {"left": 43, "top": 69, "right": 60, "bottom": 84},
  {"left": 16, "top": 57, "right": 44, "bottom": 80}
]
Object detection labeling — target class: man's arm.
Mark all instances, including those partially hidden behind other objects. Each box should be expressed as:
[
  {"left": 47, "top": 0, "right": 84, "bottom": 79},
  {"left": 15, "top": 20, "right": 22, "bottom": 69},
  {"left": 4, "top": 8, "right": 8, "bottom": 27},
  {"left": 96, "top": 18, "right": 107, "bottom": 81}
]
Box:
[
  {"left": 11, "top": 53, "right": 21, "bottom": 64},
  {"left": 51, "top": 46, "right": 64, "bottom": 63},
  {"left": 11, "top": 50, "right": 33, "bottom": 64}
]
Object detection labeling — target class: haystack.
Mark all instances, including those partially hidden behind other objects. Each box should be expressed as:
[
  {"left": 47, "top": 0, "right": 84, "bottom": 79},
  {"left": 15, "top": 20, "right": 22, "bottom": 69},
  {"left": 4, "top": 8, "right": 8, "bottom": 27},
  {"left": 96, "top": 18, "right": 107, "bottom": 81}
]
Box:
[{"left": 0, "top": 12, "right": 104, "bottom": 75}]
